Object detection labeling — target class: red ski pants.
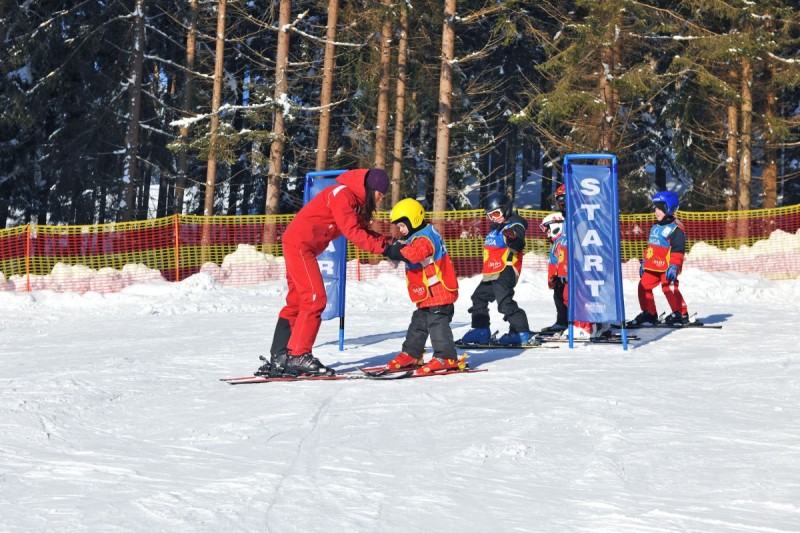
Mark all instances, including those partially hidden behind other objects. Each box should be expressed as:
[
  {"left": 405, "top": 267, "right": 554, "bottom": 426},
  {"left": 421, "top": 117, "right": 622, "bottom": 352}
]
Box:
[
  {"left": 562, "top": 282, "right": 592, "bottom": 332},
  {"left": 279, "top": 246, "right": 327, "bottom": 356},
  {"left": 638, "top": 270, "right": 687, "bottom": 316}
]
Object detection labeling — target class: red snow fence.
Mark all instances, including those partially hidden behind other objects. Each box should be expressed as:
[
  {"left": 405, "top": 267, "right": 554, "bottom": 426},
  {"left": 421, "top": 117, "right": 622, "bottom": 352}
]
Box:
[{"left": 1, "top": 206, "right": 799, "bottom": 294}]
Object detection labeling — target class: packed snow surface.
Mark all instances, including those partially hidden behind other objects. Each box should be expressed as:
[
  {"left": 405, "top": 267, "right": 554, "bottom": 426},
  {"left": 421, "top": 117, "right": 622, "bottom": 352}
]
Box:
[{"left": 1, "top": 267, "right": 799, "bottom": 532}]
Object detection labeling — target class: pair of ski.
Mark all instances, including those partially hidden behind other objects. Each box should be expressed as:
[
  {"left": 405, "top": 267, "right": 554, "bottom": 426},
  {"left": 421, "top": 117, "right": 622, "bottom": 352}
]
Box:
[
  {"left": 455, "top": 331, "right": 638, "bottom": 349},
  {"left": 615, "top": 313, "right": 723, "bottom": 330},
  {"left": 222, "top": 355, "right": 486, "bottom": 385}
]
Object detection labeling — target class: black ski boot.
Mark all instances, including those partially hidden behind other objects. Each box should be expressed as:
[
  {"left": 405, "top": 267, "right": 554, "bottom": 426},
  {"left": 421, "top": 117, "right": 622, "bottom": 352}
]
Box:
[
  {"left": 540, "top": 323, "right": 567, "bottom": 334},
  {"left": 283, "top": 354, "right": 335, "bottom": 377},
  {"left": 663, "top": 311, "right": 689, "bottom": 327},
  {"left": 628, "top": 311, "right": 659, "bottom": 326},
  {"left": 268, "top": 352, "right": 288, "bottom": 377},
  {"left": 254, "top": 352, "right": 289, "bottom": 377}
]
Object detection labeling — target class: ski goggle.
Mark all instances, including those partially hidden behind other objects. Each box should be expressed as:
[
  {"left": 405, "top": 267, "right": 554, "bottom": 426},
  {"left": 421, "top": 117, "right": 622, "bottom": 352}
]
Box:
[
  {"left": 486, "top": 209, "right": 505, "bottom": 222},
  {"left": 539, "top": 222, "right": 562, "bottom": 237}
]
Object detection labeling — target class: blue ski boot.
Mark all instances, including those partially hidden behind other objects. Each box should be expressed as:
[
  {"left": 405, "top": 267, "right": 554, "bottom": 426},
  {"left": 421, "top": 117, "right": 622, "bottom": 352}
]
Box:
[
  {"left": 496, "top": 330, "right": 533, "bottom": 345},
  {"left": 459, "top": 328, "right": 492, "bottom": 344}
]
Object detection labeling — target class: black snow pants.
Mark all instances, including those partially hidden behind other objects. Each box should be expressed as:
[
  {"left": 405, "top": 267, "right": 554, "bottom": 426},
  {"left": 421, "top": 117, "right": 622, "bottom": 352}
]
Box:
[
  {"left": 467, "top": 266, "right": 530, "bottom": 333},
  {"left": 401, "top": 304, "right": 457, "bottom": 359}
]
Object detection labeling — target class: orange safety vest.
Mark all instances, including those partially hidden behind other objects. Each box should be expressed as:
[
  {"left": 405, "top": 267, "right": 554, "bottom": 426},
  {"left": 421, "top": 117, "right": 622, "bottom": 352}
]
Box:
[
  {"left": 482, "top": 225, "right": 523, "bottom": 280},
  {"left": 403, "top": 225, "right": 459, "bottom": 304}
]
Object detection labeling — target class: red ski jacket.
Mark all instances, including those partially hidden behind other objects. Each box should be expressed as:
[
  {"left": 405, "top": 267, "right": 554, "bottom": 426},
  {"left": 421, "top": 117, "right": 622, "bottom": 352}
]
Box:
[{"left": 282, "top": 168, "right": 389, "bottom": 256}]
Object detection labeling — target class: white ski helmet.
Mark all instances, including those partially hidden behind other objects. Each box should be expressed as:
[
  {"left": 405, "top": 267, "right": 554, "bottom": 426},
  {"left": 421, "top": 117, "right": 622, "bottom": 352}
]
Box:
[{"left": 539, "top": 212, "right": 564, "bottom": 241}]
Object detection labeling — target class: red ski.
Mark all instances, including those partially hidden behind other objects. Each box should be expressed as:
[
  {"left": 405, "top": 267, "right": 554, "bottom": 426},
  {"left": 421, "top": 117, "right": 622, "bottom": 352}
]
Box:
[{"left": 222, "top": 364, "right": 485, "bottom": 385}]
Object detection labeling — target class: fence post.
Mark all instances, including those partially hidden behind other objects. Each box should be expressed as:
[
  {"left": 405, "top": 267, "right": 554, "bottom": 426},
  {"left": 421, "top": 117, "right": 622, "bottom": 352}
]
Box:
[
  {"left": 174, "top": 214, "right": 180, "bottom": 282},
  {"left": 25, "top": 224, "right": 31, "bottom": 292}
]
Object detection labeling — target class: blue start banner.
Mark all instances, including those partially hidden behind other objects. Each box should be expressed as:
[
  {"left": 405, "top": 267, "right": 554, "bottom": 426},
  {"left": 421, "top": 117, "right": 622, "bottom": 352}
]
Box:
[
  {"left": 303, "top": 170, "right": 347, "bottom": 322},
  {"left": 564, "top": 154, "right": 626, "bottom": 325}
]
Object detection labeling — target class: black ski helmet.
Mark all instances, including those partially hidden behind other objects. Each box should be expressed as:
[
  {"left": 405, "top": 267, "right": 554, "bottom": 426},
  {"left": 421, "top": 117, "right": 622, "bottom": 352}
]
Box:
[{"left": 484, "top": 192, "right": 513, "bottom": 219}]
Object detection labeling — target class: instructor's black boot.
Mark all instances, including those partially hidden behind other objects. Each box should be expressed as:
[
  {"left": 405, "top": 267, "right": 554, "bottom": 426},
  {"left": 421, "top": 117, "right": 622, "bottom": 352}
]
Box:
[
  {"left": 663, "top": 311, "right": 689, "bottom": 326},
  {"left": 268, "top": 352, "right": 288, "bottom": 376},
  {"left": 629, "top": 311, "right": 659, "bottom": 326},
  {"left": 283, "top": 354, "right": 335, "bottom": 377}
]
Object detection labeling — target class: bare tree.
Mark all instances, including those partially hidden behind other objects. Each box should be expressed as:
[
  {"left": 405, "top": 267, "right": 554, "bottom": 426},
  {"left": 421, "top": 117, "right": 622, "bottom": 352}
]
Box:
[
  {"left": 265, "top": 0, "right": 291, "bottom": 217},
  {"left": 724, "top": 77, "right": 738, "bottom": 240},
  {"left": 203, "top": 0, "right": 227, "bottom": 218},
  {"left": 725, "top": 81, "right": 738, "bottom": 213},
  {"left": 390, "top": 2, "right": 408, "bottom": 207},
  {"left": 763, "top": 61, "right": 778, "bottom": 210},
  {"left": 316, "top": 0, "right": 339, "bottom": 171},
  {"left": 121, "top": 0, "right": 146, "bottom": 221},
  {"left": 432, "top": 0, "right": 456, "bottom": 214},
  {"left": 737, "top": 56, "right": 753, "bottom": 241},
  {"left": 175, "top": 0, "right": 199, "bottom": 215},
  {"left": 598, "top": 37, "right": 620, "bottom": 152},
  {"left": 374, "top": 0, "right": 393, "bottom": 180}
]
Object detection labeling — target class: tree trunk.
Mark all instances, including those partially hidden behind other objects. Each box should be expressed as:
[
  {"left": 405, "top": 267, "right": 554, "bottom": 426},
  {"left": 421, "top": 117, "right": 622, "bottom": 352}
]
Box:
[
  {"left": 203, "top": 0, "right": 227, "bottom": 218},
  {"left": 98, "top": 180, "right": 107, "bottom": 223},
  {"left": 432, "top": 0, "right": 456, "bottom": 215},
  {"left": 137, "top": 162, "right": 151, "bottom": 220},
  {"left": 762, "top": 18, "right": 778, "bottom": 213},
  {"left": 737, "top": 56, "right": 752, "bottom": 243},
  {"left": 763, "top": 84, "right": 778, "bottom": 210},
  {"left": 374, "top": 0, "right": 393, "bottom": 180},
  {"left": 264, "top": 0, "right": 291, "bottom": 250},
  {"left": 227, "top": 167, "right": 242, "bottom": 216},
  {"left": 121, "top": 0, "right": 146, "bottom": 221},
  {"left": 725, "top": 89, "right": 738, "bottom": 241},
  {"left": 598, "top": 43, "right": 618, "bottom": 152},
  {"left": 390, "top": 2, "right": 408, "bottom": 207},
  {"left": 175, "top": 0, "right": 198, "bottom": 215},
  {"left": 725, "top": 103, "right": 738, "bottom": 212},
  {"left": 655, "top": 154, "right": 666, "bottom": 190},
  {"left": 0, "top": 193, "right": 8, "bottom": 229},
  {"left": 0, "top": 1, "right": 6, "bottom": 44},
  {"left": 156, "top": 167, "right": 168, "bottom": 218},
  {"left": 316, "top": 0, "right": 339, "bottom": 171},
  {"left": 541, "top": 157, "right": 554, "bottom": 211},
  {"left": 246, "top": 139, "right": 261, "bottom": 215}
]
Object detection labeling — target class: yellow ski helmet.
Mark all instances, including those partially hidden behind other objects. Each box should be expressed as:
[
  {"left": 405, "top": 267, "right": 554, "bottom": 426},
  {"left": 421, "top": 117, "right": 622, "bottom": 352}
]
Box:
[{"left": 390, "top": 198, "right": 426, "bottom": 231}]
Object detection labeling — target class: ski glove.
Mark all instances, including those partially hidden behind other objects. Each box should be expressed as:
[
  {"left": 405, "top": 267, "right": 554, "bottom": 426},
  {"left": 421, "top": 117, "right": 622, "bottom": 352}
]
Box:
[
  {"left": 639, "top": 262, "right": 644, "bottom": 278},
  {"left": 383, "top": 241, "right": 407, "bottom": 262},
  {"left": 665, "top": 264, "right": 679, "bottom": 282}
]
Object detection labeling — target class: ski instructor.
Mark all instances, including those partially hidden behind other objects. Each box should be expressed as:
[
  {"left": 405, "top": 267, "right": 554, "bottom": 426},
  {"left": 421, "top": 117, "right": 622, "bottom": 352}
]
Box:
[{"left": 257, "top": 168, "right": 393, "bottom": 378}]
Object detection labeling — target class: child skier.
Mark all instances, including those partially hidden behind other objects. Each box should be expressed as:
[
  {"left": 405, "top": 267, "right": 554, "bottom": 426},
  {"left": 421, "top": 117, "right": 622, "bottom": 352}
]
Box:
[
  {"left": 381, "top": 198, "right": 462, "bottom": 375},
  {"left": 459, "top": 192, "right": 532, "bottom": 345},
  {"left": 539, "top": 212, "right": 567, "bottom": 333},
  {"left": 629, "top": 190, "right": 689, "bottom": 326},
  {"left": 545, "top": 186, "right": 606, "bottom": 339},
  {"left": 541, "top": 210, "right": 595, "bottom": 339}
]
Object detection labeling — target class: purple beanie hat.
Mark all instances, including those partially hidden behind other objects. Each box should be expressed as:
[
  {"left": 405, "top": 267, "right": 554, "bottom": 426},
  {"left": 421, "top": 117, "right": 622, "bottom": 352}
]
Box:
[{"left": 365, "top": 168, "right": 390, "bottom": 194}]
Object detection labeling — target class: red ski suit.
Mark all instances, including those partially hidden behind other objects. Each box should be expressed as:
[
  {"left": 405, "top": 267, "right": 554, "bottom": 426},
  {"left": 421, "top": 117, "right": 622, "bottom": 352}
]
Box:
[{"left": 279, "top": 169, "right": 390, "bottom": 356}]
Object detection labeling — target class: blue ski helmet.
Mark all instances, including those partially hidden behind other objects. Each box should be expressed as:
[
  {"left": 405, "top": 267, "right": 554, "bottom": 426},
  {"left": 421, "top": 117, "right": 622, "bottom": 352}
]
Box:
[{"left": 652, "top": 190, "right": 679, "bottom": 216}]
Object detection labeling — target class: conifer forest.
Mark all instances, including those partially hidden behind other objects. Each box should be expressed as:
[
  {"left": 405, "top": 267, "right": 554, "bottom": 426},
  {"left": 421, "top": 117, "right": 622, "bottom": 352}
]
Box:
[{"left": 1, "top": 0, "right": 799, "bottom": 227}]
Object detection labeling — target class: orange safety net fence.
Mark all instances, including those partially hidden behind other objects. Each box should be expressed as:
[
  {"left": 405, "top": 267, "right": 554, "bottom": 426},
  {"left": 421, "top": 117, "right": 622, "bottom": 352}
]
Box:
[{"left": 2, "top": 206, "right": 800, "bottom": 294}]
